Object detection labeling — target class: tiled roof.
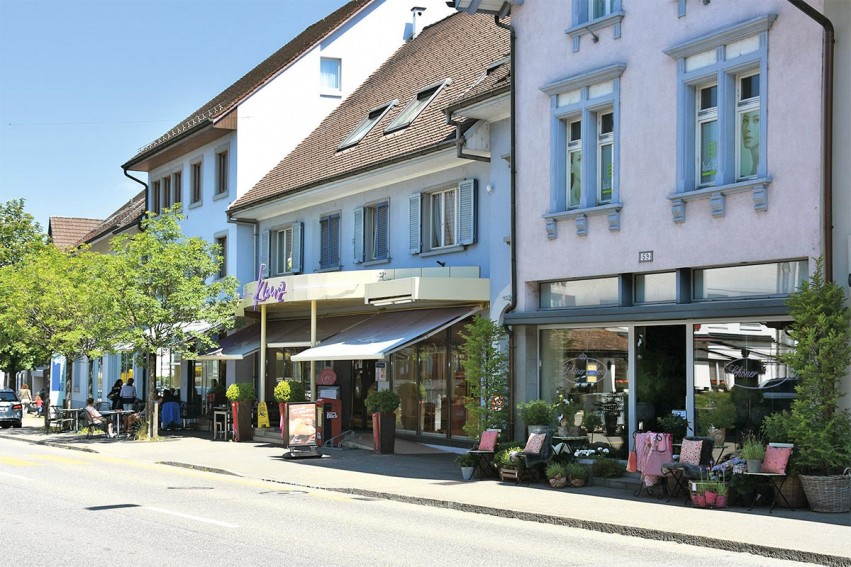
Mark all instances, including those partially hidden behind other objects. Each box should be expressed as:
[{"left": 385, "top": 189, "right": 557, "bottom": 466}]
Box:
[
  {"left": 446, "top": 57, "right": 510, "bottom": 113},
  {"left": 48, "top": 217, "right": 102, "bottom": 250},
  {"left": 231, "top": 13, "right": 509, "bottom": 213},
  {"left": 125, "top": 0, "right": 373, "bottom": 165},
  {"left": 77, "top": 190, "right": 146, "bottom": 246}
]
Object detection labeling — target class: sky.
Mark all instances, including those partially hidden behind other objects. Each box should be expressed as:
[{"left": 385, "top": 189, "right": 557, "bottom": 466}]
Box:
[{"left": 0, "top": 0, "right": 350, "bottom": 233}]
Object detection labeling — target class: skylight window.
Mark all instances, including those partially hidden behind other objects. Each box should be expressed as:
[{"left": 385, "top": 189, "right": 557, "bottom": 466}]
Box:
[
  {"left": 384, "top": 80, "right": 449, "bottom": 134},
  {"left": 338, "top": 101, "right": 396, "bottom": 150}
]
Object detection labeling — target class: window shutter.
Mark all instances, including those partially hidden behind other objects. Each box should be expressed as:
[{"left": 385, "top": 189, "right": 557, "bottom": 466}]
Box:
[
  {"left": 291, "top": 222, "right": 303, "bottom": 274},
  {"left": 353, "top": 207, "right": 364, "bottom": 264},
  {"left": 259, "top": 230, "right": 270, "bottom": 277},
  {"left": 330, "top": 214, "right": 341, "bottom": 267},
  {"left": 458, "top": 179, "right": 477, "bottom": 246},
  {"left": 376, "top": 202, "right": 389, "bottom": 260},
  {"left": 408, "top": 193, "right": 421, "bottom": 254},
  {"left": 320, "top": 218, "right": 330, "bottom": 269}
]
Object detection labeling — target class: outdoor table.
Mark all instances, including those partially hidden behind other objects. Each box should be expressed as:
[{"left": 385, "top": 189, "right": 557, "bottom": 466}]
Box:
[
  {"left": 212, "top": 407, "right": 231, "bottom": 440},
  {"left": 100, "top": 409, "right": 135, "bottom": 436},
  {"left": 59, "top": 408, "right": 84, "bottom": 432}
]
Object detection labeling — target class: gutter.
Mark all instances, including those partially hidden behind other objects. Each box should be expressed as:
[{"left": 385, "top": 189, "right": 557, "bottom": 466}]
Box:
[
  {"left": 122, "top": 167, "right": 149, "bottom": 230},
  {"left": 788, "top": 0, "right": 834, "bottom": 282},
  {"left": 445, "top": 114, "right": 491, "bottom": 163}
]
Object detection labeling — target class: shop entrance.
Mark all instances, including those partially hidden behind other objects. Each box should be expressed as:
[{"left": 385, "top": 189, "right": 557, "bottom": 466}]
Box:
[
  {"left": 351, "top": 360, "right": 376, "bottom": 430},
  {"left": 634, "top": 324, "right": 687, "bottom": 431}
]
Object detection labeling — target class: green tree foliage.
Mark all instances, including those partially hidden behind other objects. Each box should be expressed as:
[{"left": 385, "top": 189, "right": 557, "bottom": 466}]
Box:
[
  {"left": 108, "top": 207, "right": 239, "bottom": 438},
  {"left": 781, "top": 258, "right": 851, "bottom": 475},
  {"left": 0, "top": 198, "right": 45, "bottom": 268},
  {"left": 459, "top": 315, "right": 509, "bottom": 439}
]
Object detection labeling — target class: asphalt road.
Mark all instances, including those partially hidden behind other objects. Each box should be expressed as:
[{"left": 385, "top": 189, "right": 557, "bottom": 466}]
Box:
[{"left": 1, "top": 438, "right": 814, "bottom": 567}]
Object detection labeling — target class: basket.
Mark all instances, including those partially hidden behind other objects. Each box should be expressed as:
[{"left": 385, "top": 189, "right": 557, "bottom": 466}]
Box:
[
  {"left": 549, "top": 477, "right": 567, "bottom": 488},
  {"left": 776, "top": 473, "right": 808, "bottom": 509},
  {"left": 799, "top": 471, "right": 851, "bottom": 513}
]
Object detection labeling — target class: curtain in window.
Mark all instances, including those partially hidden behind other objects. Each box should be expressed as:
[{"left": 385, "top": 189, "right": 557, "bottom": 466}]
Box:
[{"left": 320, "top": 58, "right": 341, "bottom": 90}]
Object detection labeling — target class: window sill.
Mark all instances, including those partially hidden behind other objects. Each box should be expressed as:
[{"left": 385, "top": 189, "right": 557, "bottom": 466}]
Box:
[
  {"left": 320, "top": 90, "right": 342, "bottom": 99},
  {"left": 564, "top": 12, "right": 624, "bottom": 51},
  {"left": 361, "top": 258, "right": 390, "bottom": 267},
  {"left": 419, "top": 245, "right": 464, "bottom": 258},
  {"left": 667, "top": 177, "right": 771, "bottom": 223},
  {"left": 543, "top": 202, "right": 622, "bottom": 238},
  {"left": 188, "top": 201, "right": 202, "bottom": 210},
  {"left": 213, "top": 191, "right": 229, "bottom": 201},
  {"left": 316, "top": 265, "right": 342, "bottom": 273}
]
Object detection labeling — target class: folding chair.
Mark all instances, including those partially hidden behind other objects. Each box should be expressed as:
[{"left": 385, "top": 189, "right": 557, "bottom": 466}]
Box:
[
  {"left": 468, "top": 429, "right": 500, "bottom": 479},
  {"left": 661, "top": 436, "right": 715, "bottom": 503},
  {"left": 514, "top": 429, "right": 554, "bottom": 483}
]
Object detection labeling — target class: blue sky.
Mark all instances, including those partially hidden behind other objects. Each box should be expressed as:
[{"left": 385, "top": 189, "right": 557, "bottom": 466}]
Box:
[{"left": 0, "top": 0, "right": 349, "bottom": 232}]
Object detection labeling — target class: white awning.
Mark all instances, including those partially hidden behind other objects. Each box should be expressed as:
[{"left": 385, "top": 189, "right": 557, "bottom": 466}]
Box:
[
  {"left": 291, "top": 307, "right": 479, "bottom": 362},
  {"left": 196, "top": 325, "right": 261, "bottom": 360}
]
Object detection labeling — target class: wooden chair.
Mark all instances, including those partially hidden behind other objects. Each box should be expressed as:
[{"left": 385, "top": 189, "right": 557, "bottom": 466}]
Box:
[{"left": 468, "top": 429, "right": 500, "bottom": 479}]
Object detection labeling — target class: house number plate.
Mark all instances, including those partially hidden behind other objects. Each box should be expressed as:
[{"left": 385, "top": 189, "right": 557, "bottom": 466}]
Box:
[{"left": 638, "top": 251, "right": 654, "bottom": 263}]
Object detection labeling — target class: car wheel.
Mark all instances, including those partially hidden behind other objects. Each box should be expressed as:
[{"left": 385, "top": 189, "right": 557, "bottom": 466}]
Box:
[
  {"left": 13, "top": 421, "right": 22, "bottom": 428},
  {"left": 0, "top": 423, "right": 11, "bottom": 429}
]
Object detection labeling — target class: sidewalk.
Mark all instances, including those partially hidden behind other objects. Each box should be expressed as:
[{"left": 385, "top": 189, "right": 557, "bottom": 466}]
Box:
[{"left": 3, "top": 416, "right": 850, "bottom": 566}]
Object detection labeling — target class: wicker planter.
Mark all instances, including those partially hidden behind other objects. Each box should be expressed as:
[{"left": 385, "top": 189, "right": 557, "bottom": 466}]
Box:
[
  {"left": 800, "top": 473, "right": 851, "bottom": 513},
  {"left": 569, "top": 478, "right": 586, "bottom": 488},
  {"left": 777, "top": 474, "right": 808, "bottom": 509},
  {"left": 549, "top": 476, "right": 567, "bottom": 488}
]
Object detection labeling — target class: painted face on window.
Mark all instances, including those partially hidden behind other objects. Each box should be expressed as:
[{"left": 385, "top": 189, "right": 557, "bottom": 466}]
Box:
[{"left": 742, "top": 111, "right": 759, "bottom": 150}]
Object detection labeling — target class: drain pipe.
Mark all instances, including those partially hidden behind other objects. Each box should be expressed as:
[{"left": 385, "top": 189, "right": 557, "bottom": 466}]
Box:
[
  {"left": 445, "top": 115, "right": 491, "bottom": 163},
  {"left": 494, "top": 3, "right": 517, "bottom": 440},
  {"left": 788, "top": 0, "right": 834, "bottom": 282},
  {"left": 122, "top": 167, "right": 149, "bottom": 229}
]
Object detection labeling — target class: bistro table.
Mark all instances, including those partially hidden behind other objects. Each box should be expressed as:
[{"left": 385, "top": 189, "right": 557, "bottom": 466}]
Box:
[
  {"left": 59, "top": 407, "right": 85, "bottom": 432},
  {"left": 212, "top": 407, "right": 232, "bottom": 441},
  {"left": 100, "top": 409, "right": 135, "bottom": 437}
]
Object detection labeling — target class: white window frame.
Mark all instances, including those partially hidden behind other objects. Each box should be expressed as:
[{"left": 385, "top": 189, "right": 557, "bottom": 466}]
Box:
[
  {"left": 320, "top": 57, "right": 342, "bottom": 95},
  {"left": 408, "top": 179, "right": 476, "bottom": 255},
  {"left": 429, "top": 187, "right": 457, "bottom": 250},
  {"left": 596, "top": 110, "right": 614, "bottom": 205},
  {"left": 384, "top": 80, "right": 449, "bottom": 134},
  {"left": 270, "top": 223, "right": 303, "bottom": 275},
  {"left": 338, "top": 101, "right": 396, "bottom": 150},
  {"left": 567, "top": 119, "right": 582, "bottom": 209}
]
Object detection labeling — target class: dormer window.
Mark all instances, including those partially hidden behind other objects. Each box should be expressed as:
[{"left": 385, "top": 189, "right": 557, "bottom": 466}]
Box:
[
  {"left": 338, "top": 101, "right": 396, "bottom": 150},
  {"left": 384, "top": 80, "right": 449, "bottom": 134}
]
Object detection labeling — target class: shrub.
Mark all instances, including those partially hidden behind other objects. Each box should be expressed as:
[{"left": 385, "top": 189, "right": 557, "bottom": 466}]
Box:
[
  {"left": 364, "top": 389, "right": 401, "bottom": 414},
  {"left": 273, "top": 379, "right": 306, "bottom": 403},
  {"left": 225, "top": 382, "right": 256, "bottom": 402},
  {"left": 455, "top": 453, "right": 478, "bottom": 468},
  {"left": 545, "top": 461, "right": 568, "bottom": 480},
  {"left": 494, "top": 444, "right": 524, "bottom": 469},
  {"left": 517, "top": 399, "right": 556, "bottom": 427},
  {"left": 564, "top": 462, "right": 588, "bottom": 481},
  {"left": 591, "top": 458, "right": 625, "bottom": 478}
]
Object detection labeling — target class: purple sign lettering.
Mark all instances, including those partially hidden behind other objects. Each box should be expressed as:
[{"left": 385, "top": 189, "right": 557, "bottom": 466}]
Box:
[{"left": 253, "top": 263, "right": 287, "bottom": 309}]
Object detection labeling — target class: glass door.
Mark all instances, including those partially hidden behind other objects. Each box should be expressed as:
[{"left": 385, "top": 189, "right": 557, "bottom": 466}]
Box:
[{"left": 634, "top": 325, "right": 687, "bottom": 436}]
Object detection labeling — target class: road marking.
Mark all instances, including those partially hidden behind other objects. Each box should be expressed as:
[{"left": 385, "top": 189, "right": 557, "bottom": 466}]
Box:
[
  {"left": 0, "top": 470, "right": 30, "bottom": 480},
  {"left": 34, "top": 454, "right": 88, "bottom": 465},
  {"left": 0, "top": 456, "right": 39, "bottom": 467},
  {"left": 145, "top": 506, "right": 240, "bottom": 528}
]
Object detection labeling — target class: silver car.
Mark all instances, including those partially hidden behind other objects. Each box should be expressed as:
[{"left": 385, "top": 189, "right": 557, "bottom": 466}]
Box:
[{"left": 0, "top": 389, "right": 23, "bottom": 428}]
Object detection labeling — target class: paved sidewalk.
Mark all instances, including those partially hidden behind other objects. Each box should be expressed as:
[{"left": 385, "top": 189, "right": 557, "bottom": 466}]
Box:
[{"left": 3, "top": 416, "right": 850, "bottom": 566}]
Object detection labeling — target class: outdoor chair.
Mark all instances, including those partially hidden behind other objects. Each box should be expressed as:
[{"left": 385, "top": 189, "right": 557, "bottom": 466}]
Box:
[
  {"left": 468, "top": 429, "right": 500, "bottom": 479},
  {"left": 512, "top": 429, "right": 554, "bottom": 483},
  {"left": 48, "top": 405, "right": 73, "bottom": 433},
  {"left": 661, "top": 436, "right": 715, "bottom": 503},
  {"left": 79, "top": 411, "right": 100, "bottom": 439}
]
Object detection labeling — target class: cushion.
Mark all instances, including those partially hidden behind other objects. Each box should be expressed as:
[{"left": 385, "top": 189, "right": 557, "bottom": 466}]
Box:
[
  {"left": 680, "top": 439, "right": 703, "bottom": 466},
  {"left": 523, "top": 432, "right": 546, "bottom": 454},
  {"left": 478, "top": 430, "right": 499, "bottom": 452},
  {"left": 762, "top": 445, "right": 792, "bottom": 475}
]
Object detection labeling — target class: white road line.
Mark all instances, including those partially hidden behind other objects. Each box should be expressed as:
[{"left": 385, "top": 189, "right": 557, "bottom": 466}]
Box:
[
  {"left": 145, "top": 506, "right": 240, "bottom": 528},
  {"left": 0, "top": 471, "right": 30, "bottom": 480}
]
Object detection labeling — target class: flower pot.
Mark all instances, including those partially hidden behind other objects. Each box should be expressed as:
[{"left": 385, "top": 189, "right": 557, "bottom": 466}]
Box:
[
  {"left": 569, "top": 478, "right": 586, "bottom": 488},
  {"left": 778, "top": 474, "right": 808, "bottom": 509},
  {"left": 691, "top": 493, "right": 706, "bottom": 508},
  {"left": 372, "top": 412, "right": 396, "bottom": 454},
  {"left": 704, "top": 490, "right": 717, "bottom": 506},
  {"left": 549, "top": 476, "right": 567, "bottom": 488},
  {"left": 231, "top": 401, "right": 253, "bottom": 442},
  {"left": 746, "top": 459, "right": 762, "bottom": 473},
  {"left": 715, "top": 494, "right": 728, "bottom": 508},
  {"left": 461, "top": 466, "right": 475, "bottom": 481}
]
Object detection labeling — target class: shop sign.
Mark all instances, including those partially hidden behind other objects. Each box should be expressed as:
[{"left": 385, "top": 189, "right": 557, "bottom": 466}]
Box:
[
  {"left": 563, "top": 353, "right": 608, "bottom": 385},
  {"left": 317, "top": 368, "right": 337, "bottom": 386},
  {"left": 724, "top": 357, "right": 765, "bottom": 388},
  {"left": 253, "top": 263, "right": 287, "bottom": 309}
]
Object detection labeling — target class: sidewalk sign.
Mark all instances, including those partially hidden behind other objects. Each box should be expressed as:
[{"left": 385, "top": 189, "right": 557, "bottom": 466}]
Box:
[{"left": 282, "top": 402, "right": 320, "bottom": 458}]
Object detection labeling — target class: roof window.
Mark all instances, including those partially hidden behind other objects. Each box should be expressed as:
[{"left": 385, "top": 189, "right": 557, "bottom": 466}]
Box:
[
  {"left": 338, "top": 101, "right": 396, "bottom": 150},
  {"left": 384, "top": 80, "right": 449, "bottom": 134}
]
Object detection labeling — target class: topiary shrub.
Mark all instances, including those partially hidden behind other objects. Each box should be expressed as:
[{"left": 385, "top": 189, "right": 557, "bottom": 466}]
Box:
[
  {"left": 273, "top": 379, "right": 305, "bottom": 403},
  {"left": 364, "top": 389, "right": 401, "bottom": 414},
  {"left": 225, "top": 382, "right": 256, "bottom": 402}
]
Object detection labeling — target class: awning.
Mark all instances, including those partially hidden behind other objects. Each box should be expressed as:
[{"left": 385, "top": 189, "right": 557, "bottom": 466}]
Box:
[
  {"left": 196, "top": 324, "right": 262, "bottom": 360},
  {"left": 291, "top": 306, "right": 480, "bottom": 362}
]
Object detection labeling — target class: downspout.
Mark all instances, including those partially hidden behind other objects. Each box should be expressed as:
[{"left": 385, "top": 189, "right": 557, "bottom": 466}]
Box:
[
  {"left": 495, "top": 3, "right": 517, "bottom": 440},
  {"left": 788, "top": 0, "right": 834, "bottom": 282},
  {"left": 445, "top": 114, "right": 491, "bottom": 163},
  {"left": 122, "top": 167, "right": 148, "bottom": 229}
]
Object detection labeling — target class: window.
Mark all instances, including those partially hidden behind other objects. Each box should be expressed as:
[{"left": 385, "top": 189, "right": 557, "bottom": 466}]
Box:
[
  {"left": 152, "top": 180, "right": 161, "bottom": 214},
  {"left": 320, "top": 57, "right": 341, "bottom": 93},
  {"left": 634, "top": 272, "right": 677, "bottom": 304},
  {"left": 173, "top": 171, "right": 182, "bottom": 206},
  {"left": 693, "top": 261, "right": 807, "bottom": 301},
  {"left": 191, "top": 162, "right": 202, "bottom": 204},
  {"left": 338, "top": 102, "right": 395, "bottom": 150},
  {"left": 271, "top": 223, "right": 302, "bottom": 275},
  {"left": 354, "top": 201, "right": 389, "bottom": 263},
  {"left": 319, "top": 213, "right": 341, "bottom": 270},
  {"left": 162, "top": 176, "right": 171, "bottom": 209},
  {"left": 542, "top": 64, "right": 624, "bottom": 224},
  {"left": 665, "top": 16, "right": 774, "bottom": 199},
  {"left": 216, "top": 150, "right": 228, "bottom": 195},
  {"left": 567, "top": 0, "right": 624, "bottom": 52},
  {"left": 408, "top": 179, "right": 476, "bottom": 255},
  {"left": 540, "top": 277, "right": 619, "bottom": 308},
  {"left": 215, "top": 235, "right": 227, "bottom": 279},
  {"left": 384, "top": 81, "right": 447, "bottom": 134}
]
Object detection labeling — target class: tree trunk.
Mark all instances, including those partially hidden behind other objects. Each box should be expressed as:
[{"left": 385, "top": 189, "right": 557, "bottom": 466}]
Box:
[
  {"left": 147, "top": 353, "right": 158, "bottom": 438},
  {"left": 87, "top": 357, "right": 95, "bottom": 399},
  {"left": 64, "top": 355, "right": 72, "bottom": 408}
]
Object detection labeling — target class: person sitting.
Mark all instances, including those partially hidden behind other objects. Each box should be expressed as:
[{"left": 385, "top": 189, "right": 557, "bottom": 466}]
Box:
[{"left": 84, "top": 398, "right": 116, "bottom": 438}]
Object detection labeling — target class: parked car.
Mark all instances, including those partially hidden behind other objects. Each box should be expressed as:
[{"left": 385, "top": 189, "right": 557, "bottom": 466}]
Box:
[{"left": 0, "top": 388, "right": 23, "bottom": 428}]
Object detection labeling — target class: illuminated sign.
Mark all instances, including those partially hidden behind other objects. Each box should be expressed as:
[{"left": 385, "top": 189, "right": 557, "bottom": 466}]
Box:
[{"left": 253, "top": 263, "right": 287, "bottom": 309}]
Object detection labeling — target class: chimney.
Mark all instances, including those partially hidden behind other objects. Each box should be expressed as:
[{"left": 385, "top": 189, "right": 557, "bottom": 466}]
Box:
[{"left": 410, "top": 6, "right": 426, "bottom": 39}]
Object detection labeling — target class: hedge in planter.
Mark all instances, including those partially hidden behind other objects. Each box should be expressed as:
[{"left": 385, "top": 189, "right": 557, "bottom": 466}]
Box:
[
  {"left": 226, "top": 383, "right": 256, "bottom": 443},
  {"left": 365, "top": 389, "right": 400, "bottom": 454}
]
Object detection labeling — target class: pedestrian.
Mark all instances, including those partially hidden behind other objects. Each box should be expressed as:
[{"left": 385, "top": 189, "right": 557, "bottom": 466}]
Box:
[
  {"left": 17, "top": 383, "right": 33, "bottom": 416},
  {"left": 37, "top": 387, "right": 47, "bottom": 416},
  {"left": 119, "top": 378, "right": 137, "bottom": 411},
  {"left": 107, "top": 379, "right": 123, "bottom": 411}
]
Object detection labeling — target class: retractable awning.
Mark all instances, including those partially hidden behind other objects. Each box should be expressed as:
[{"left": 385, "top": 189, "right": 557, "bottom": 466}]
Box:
[
  {"left": 196, "top": 324, "right": 262, "bottom": 360},
  {"left": 291, "top": 306, "right": 480, "bottom": 362}
]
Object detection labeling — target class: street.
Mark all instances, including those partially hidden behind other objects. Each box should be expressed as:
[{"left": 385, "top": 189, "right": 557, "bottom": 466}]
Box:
[{"left": 1, "top": 438, "right": 812, "bottom": 567}]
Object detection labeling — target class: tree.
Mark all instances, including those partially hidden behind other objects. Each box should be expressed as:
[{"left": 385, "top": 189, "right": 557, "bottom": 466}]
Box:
[
  {"left": 0, "top": 198, "right": 45, "bottom": 269},
  {"left": 109, "top": 207, "right": 239, "bottom": 438},
  {"left": 459, "top": 315, "right": 510, "bottom": 440}
]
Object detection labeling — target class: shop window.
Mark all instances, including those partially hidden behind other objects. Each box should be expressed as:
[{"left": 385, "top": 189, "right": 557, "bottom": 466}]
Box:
[
  {"left": 540, "top": 276, "right": 619, "bottom": 308},
  {"left": 693, "top": 260, "right": 807, "bottom": 300}
]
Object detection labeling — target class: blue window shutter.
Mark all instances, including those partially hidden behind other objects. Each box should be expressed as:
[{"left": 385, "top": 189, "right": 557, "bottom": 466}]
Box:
[
  {"left": 376, "top": 202, "right": 389, "bottom": 260},
  {"left": 320, "top": 218, "right": 330, "bottom": 269},
  {"left": 330, "top": 214, "right": 341, "bottom": 267},
  {"left": 259, "top": 230, "right": 270, "bottom": 277},
  {"left": 458, "top": 179, "right": 477, "bottom": 246},
  {"left": 353, "top": 207, "right": 364, "bottom": 264},
  {"left": 291, "top": 222, "right": 303, "bottom": 274},
  {"left": 408, "top": 193, "right": 421, "bottom": 254}
]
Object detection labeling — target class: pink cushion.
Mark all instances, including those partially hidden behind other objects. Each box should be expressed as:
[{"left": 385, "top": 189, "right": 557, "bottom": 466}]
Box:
[
  {"left": 478, "top": 430, "right": 499, "bottom": 452},
  {"left": 680, "top": 439, "right": 703, "bottom": 466},
  {"left": 762, "top": 445, "right": 792, "bottom": 475},
  {"left": 524, "top": 432, "right": 546, "bottom": 454}
]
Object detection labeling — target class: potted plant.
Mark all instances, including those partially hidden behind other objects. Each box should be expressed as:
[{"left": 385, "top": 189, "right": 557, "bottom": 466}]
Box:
[
  {"left": 455, "top": 452, "right": 478, "bottom": 481},
  {"left": 704, "top": 480, "right": 718, "bottom": 507},
  {"left": 715, "top": 481, "right": 729, "bottom": 508},
  {"left": 700, "top": 390, "right": 736, "bottom": 444},
  {"left": 273, "top": 379, "right": 306, "bottom": 437},
  {"left": 552, "top": 387, "right": 579, "bottom": 435},
  {"left": 365, "top": 388, "right": 400, "bottom": 454},
  {"left": 591, "top": 457, "right": 625, "bottom": 479},
  {"left": 581, "top": 411, "right": 603, "bottom": 442},
  {"left": 494, "top": 444, "right": 524, "bottom": 482},
  {"left": 545, "top": 461, "right": 569, "bottom": 488},
  {"left": 656, "top": 413, "right": 689, "bottom": 445},
  {"left": 225, "top": 382, "right": 256, "bottom": 442},
  {"left": 517, "top": 399, "right": 555, "bottom": 435},
  {"left": 459, "top": 316, "right": 510, "bottom": 441},
  {"left": 740, "top": 433, "right": 765, "bottom": 473},
  {"left": 564, "top": 462, "right": 589, "bottom": 487},
  {"left": 690, "top": 481, "right": 707, "bottom": 508},
  {"left": 780, "top": 259, "right": 851, "bottom": 513}
]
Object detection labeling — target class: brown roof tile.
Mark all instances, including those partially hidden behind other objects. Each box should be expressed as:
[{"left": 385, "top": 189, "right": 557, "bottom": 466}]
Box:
[
  {"left": 77, "top": 190, "right": 146, "bottom": 246},
  {"left": 48, "top": 217, "right": 102, "bottom": 250},
  {"left": 125, "top": 0, "right": 373, "bottom": 165},
  {"left": 231, "top": 13, "right": 509, "bottom": 213}
]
